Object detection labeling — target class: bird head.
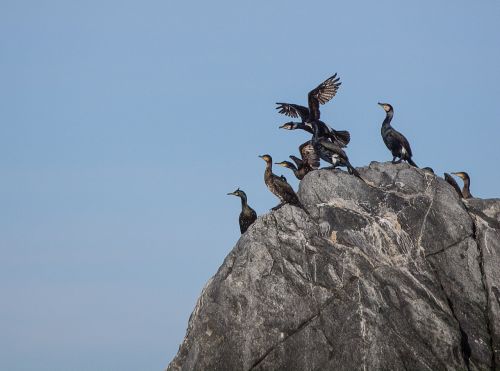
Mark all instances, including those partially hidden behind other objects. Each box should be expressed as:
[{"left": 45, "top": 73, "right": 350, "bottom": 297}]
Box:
[
  {"left": 451, "top": 172, "right": 470, "bottom": 181},
  {"left": 259, "top": 154, "right": 272, "bottom": 163},
  {"left": 227, "top": 187, "right": 246, "bottom": 198},
  {"left": 279, "top": 122, "right": 297, "bottom": 130},
  {"left": 378, "top": 102, "right": 393, "bottom": 113},
  {"left": 275, "top": 160, "right": 295, "bottom": 169}
]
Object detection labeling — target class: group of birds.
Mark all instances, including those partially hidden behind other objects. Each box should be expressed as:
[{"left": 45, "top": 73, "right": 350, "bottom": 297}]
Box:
[{"left": 228, "top": 74, "right": 473, "bottom": 234}]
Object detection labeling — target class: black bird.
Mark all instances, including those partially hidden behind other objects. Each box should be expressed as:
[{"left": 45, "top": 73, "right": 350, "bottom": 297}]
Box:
[
  {"left": 259, "top": 154, "right": 303, "bottom": 211},
  {"left": 227, "top": 188, "right": 257, "bottom": 233},
  {"left": 422, "top": 167, "right": 435, "bottom": 174},
  {"left": 444, "top": 173, "right": 463, "bottom": 199},
  {"left": 378, "top": 103, "right": 418, "bottom": 167},
  {"left": 310, "top": 121, "right": 364, "bottom": 181},
  {"left": 276, "top": 74, "right": 350, "bottom": 146},
  {"left": 228, "top": 188, "right": 257, "bottom": 234},
  {"left": 278, "top": 120, "right": 350, "bottom": 147},
  {"left": 275, "top": 141, "right": 320, "bottom": 180},
  {"left": 451, "top": 172, "right": 473, "bottom": 199}
]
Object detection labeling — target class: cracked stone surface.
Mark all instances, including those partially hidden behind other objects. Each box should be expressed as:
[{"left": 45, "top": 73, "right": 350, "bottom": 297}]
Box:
[{"left": 167, "top": 162, "right": 500, "bottom": 371}]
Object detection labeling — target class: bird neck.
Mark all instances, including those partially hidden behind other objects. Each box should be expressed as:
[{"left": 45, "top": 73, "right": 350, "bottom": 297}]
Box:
[
  {"left": 462, "top": 177, "right": 471, "bottom": 198},
  {"left": 264, "top": 161, "right": 273, "bottom": 176},
  {"left": 382, "top": 110, "right": 394, "bottom": 128},
  {"left": 238, "top": 194, "right": 248, "bottom": 209},
  {"left": 310, "top": 121, "right": 320, "bottom": 143},
  {"left": 285, "top": 162, "right": 299, "bottom": 177}
]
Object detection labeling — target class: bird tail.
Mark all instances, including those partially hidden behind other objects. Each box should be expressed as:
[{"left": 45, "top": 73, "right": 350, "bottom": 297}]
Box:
[
  {"left": 407, "top": 158, "right": 418, "bottom": 168},
  {"left": 330, "top": 130, "right": 351, "bottom": 147},
  {"left": 291, "top": 197, "right": 310, "bottom": 215},
  {"left": 347, "top": 163, "right": 365, "bottom": 183}
]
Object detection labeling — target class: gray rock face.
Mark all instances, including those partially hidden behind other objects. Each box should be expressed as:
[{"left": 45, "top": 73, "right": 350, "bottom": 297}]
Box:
[{"left": 168, "top": 162, "right": 500, "bottom": 371}]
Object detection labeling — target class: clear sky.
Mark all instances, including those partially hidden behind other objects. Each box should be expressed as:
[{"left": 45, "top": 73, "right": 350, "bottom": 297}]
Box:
[{"left": 1, "top": 0, "right": 499, "bottom": 370}]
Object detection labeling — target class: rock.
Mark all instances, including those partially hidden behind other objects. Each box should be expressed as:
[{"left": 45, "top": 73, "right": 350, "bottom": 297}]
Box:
[{"left": 167, "top": 162, "right": 500, "bottom": 371}]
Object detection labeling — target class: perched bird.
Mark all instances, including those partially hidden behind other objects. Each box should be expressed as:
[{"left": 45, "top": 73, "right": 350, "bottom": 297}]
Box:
[
  {"left": 275, "top": 141, "right": 319, "bottom": 180},
  {"left": 422, "top": 167, "right": 435, "bottom": 174},
  {"left": 259, "top": 154, "right": 303, "bottom": 211},
  {"left": 276, "top": 74, "right": 350, "bottom": 146},
  {"left": 452, "top": 172, "right": 473, "bottom": 199},
  {"left": 444, "top": 173, "right": 463, "bottom": 199},
  {"left": 378, "top": 103, "right": 418, "bottom": 167},
  {"left": 310, "top": 120, "right": 364, "bottom": 181},
  {"left": 227, "top": 188, "right": 258, "bottom": 234}
]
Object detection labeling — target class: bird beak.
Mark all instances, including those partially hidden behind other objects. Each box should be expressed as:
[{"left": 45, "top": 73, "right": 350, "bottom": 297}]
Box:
[
  {"left": 258, "top": 155, "right": 264, "bottom": 159},
  {"left": 275, "top": 162, "right": 284, "bottom": 166},
  {"left": 377, "top": 102, "right": 384, "bottom": 107},
  {"left": 278, "top": 124, "right": 286, "bottom": 129},
  {"left": 227, "top": 192, "right": 234, "bottom": 196}
]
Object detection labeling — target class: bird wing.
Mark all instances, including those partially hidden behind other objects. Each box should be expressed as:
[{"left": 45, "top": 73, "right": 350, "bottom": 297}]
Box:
[
  {"left": 307, "top": 74, "right": 342, "bottom": 120},
  {"left": 323, "top": 121, "right": 351, "bottom": 146},
  {"left": 273, "top": 174, "right": 299, "bottom": 203},
  {"left": 318, "top": 139, "right": 348, "bottom": 160},
  {"left": 275, "top": 103, "right": 309, "bottom": 121},
  {"left": 299, "top": 141, "right": 320, "bottom": 169},
  {"left": 239, "top": 208, "right": 257, "bottom": 233},
  {"left": 386, "top": 129, "right": 413, "bottom": 157}
]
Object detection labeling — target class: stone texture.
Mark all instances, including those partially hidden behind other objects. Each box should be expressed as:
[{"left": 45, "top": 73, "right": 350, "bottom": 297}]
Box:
[{"left": 168, "top": 162, "right": 500, "bottom": 371}]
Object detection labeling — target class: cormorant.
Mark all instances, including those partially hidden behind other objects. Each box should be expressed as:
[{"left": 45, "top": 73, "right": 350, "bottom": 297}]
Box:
[
  {"left": 444, "top": 173, "right": 463, "bottom": 199},
  {"left": 422, "top": 167, "right": 435, "bottom": 174},
  {"left": 227, "top": 188, "right": 257, "bottom": 233},
  {"left": 276, "top": 74, "right": 350, "bottom": 146},
  {"left": 378, "top": 103, "right": 418, "bottom": 167},
  {"left": 275, "top": 141, "right": 320, "bottom": 180},
  {"left": 259, "top": 154, "right": 303, "bottom": 211},
  {"left": 451, "top": 172, "right": 473, "bottom": 199},
  {"left": 278, "top": 120, "right": 350, "bottom": 147},
  {"left": 310, "top": 120, "right": 364, "bottom": 181}
]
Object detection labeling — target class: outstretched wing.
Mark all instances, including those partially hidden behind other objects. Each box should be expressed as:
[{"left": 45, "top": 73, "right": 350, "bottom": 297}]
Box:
[
  {"left": 299, "top": 140, "right": 320, "bottom": 169},
  {"left": 275, "top": 103, "right": 309, "bottom": 121},
  {"left": 308, "top": 74, "right": 342, "bottom": 120}
]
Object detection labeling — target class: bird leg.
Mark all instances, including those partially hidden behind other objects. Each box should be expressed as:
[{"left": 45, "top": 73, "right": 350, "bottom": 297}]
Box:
[
  {"left": 271, "top": 202, "right": 285, "bottom": 211},
  {"left": 392, "top": 156, "right": 402, "bottom": 164}
]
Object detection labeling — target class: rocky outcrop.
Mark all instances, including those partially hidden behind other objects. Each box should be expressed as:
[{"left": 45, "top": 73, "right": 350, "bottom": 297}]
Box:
[{"left": 168, "top": 162, "right": 500, "bottom": 371}]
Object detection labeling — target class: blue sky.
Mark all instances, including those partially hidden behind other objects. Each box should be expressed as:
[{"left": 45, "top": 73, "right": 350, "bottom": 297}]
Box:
[{"left": 1, "top": 0, "right": 499, "bottom": 370}]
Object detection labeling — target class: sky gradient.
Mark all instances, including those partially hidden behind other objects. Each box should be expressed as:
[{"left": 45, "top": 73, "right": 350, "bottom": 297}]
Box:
[{"left": 1, "top": 0, "right": 500, "bottom": 370}]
